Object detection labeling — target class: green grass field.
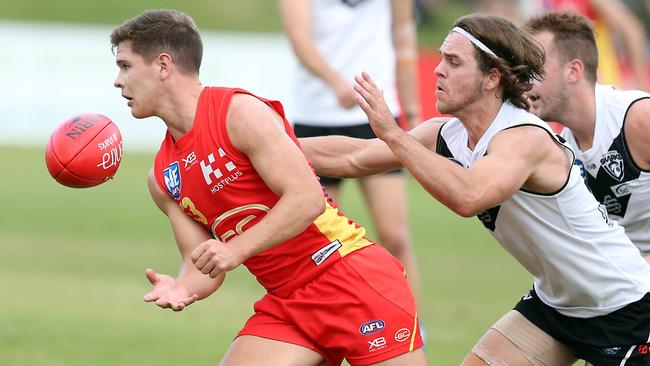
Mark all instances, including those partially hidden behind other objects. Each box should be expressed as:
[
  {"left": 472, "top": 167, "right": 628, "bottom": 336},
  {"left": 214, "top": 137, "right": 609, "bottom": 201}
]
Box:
[{"left": 0, "top": 145, "right": 533, "bottom": 365}]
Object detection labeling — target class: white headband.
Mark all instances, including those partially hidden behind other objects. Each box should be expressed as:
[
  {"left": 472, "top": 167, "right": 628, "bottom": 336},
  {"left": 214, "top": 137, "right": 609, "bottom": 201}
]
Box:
[{"left": 450, "top": 27, "right": 497, "bottom": 57}]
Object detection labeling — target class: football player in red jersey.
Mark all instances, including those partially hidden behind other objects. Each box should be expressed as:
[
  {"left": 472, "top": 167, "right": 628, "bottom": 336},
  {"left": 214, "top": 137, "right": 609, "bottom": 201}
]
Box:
[{"left": 110, "top": 8, "right": 425, "bottom": 366}]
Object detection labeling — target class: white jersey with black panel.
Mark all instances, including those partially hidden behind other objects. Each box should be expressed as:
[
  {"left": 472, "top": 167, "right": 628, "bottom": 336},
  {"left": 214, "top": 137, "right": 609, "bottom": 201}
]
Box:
[
  {"left": 437, "top": 102, "right": 650, "bottom": 318},
  {"left": 291, "top": 0, "right": 400, "bottom": 126},
  {"left": 561, "top": 84, "right": 650, "bottom": 254}
]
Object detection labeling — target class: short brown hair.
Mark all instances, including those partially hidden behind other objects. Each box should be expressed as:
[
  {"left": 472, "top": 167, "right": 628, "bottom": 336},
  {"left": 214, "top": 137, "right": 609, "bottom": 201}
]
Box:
[
  {"left": 110, "top": 9, "right": 203, "bottom": 74},
  {"left": 454, "top": 13, "right": 546, "bottom": 110},
  {"left": 524, "top": 11, "right": 598, "bottom": 83}
]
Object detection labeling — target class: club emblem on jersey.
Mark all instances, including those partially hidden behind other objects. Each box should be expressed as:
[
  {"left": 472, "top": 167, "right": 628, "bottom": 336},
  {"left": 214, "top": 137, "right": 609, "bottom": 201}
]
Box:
[
  {"left": 163, "top": 161, "right": 182, "bottom": 200},
  {"left": 600, "top": 151, "right": 624, "bottom": 181}
]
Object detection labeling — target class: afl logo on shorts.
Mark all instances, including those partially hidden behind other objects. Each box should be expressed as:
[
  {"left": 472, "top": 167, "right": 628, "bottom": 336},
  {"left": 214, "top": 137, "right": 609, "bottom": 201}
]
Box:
[{"left": 359, "top": 320, "right": 385, "bottom": 335}]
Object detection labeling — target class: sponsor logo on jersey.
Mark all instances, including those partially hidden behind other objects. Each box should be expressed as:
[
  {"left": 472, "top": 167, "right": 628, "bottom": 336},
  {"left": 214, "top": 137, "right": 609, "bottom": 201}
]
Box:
[
  {"left": 183, "top": 151, "right": 197, "bottom": 170},
  {"left": 368, "top": 337, "right": 387, "bottom": 351},
  {"left": 359, "top": 320, "right": 385, "bottom": 336},
  {"left": 199, "top": 148, "right": 242, "bottom": 193},
  {"left": 200, "top": 148, "right": 237, "bottom": 185},
  {"left": 311, "top": 240, "right": 342, "bottom": 266},
  {"left": 600, "top": 151, "right": 624, "bottom": 181},
  {"left": 163, "top": 161, "right": 181, "bottom": 200},
  {"left": 603, "top": 347, "right": 621, "bottom": 355},
  {"left": 394, "top": 328, "right": 411, "bottom": 342},
  {"left": 639, "top": 345, "right": 649, "bottom": 355},
  {"left": 610, "top": 181, "right": 640, "bottom": 198},
  {"left": 521, "top": 292, "right": 533, "bottom": 301}
]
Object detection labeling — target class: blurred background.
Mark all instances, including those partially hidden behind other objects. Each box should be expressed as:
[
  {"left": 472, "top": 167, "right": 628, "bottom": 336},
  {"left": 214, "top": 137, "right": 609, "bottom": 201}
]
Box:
[{"left": 1, "top": 0, "right": 649, "bottom": 365}]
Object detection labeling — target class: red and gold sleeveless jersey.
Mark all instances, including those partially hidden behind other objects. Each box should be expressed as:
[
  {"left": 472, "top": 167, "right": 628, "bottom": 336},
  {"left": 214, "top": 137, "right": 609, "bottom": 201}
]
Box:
[{"left": 153, "top": 87, "right": 373, "bottom": 296}]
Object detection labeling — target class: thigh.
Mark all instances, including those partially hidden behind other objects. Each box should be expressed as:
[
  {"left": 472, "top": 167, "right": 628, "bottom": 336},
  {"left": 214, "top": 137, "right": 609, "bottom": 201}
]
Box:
[
  {"left": 481, "top": 310, "right": 576, "bottom": 366},
  {"left": 368, "top": 347, "right": 427, "bottom": 366},
  {"left": 220, "top": 335, "right": 325, "bottom": 366}
]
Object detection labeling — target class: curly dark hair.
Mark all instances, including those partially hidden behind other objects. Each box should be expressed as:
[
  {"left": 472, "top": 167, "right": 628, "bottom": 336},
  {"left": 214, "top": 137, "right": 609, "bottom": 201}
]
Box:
[
  {"left": 110, "top": 9, "right": 203, "bottom": 75},
  {"left": 453, "top": 13, "right": 546, "bottom": 110}
]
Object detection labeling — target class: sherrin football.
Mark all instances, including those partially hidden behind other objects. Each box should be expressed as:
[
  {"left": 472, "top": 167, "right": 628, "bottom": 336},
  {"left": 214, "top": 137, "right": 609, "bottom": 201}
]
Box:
[{"left": 45, "top": 113, "right": 123, "bottom": 188}]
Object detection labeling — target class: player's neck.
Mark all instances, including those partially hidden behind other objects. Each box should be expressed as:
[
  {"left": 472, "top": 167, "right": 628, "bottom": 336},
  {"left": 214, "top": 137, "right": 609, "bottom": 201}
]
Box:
[
  {"left": 456, "top": 96, "right": 502, "bottom": 150},
  {"left": 160, "top": 79, "right": 204, "bottom": 141},
  {"left": 563, "top": 85, "right": 596, "bottom": 151}
]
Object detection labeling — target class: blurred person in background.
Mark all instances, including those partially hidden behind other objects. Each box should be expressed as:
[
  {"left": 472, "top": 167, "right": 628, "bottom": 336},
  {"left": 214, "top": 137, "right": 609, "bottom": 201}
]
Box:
[
  {"left": 478, "top": 0, "right": 649, "bottom": 90},
  {"left": 111, "top": 8, "right": 426, "bottom": 366},
  {"left": 279, "top": 0, "right": 424, "bottom": 310},
  {"left": 525, "top": 11, "right": 650, "bottom": 264}
]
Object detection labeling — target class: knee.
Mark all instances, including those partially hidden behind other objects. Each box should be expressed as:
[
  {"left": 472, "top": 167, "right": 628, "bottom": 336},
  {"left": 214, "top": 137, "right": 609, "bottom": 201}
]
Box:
[{"left": 376, "top": 229, "right": 411, "bottom": 257}]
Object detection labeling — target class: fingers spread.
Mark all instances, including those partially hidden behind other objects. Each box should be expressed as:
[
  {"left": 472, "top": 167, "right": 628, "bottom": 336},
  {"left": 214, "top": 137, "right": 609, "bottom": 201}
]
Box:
[{"left": 143, "top": 291, "right": 159, "bottom": 302}]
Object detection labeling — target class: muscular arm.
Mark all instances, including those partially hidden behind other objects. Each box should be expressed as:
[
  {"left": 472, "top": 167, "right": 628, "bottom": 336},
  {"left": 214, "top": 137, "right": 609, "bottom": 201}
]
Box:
[
  {"left": 391, "top": 0, "right": 421, "bottom": 127},
  {"left": 624, "top": 99, "right": 650, "bottom": 170},
  {"left": 355, "top": 72, "right": 569, "bottom": 217},
  {"left": 300, "top": 117, "right": 447, "bottom": 177},
  {"left": 145, "top": 170, "right": 224, "bottom": 306},
  {"left": 279, "top": 0, "right": 356, "bottom": 108},
  {"left": 222, "top": 93, "right": 326, "bottom": 262}
]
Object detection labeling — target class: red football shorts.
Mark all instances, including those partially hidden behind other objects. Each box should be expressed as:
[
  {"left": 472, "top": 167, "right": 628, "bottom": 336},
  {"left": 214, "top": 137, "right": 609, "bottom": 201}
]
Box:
[{"left": 237, "top": 244, "right": 423, "bottom": 365}]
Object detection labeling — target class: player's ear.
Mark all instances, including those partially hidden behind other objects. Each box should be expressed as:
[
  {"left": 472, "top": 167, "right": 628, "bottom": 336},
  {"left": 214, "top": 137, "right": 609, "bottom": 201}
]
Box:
[
  {"left": 157, "top": 53, "right": 173, "bottom": 79},
  {"left": 485, "top": 68, "right": 501, "bottom": 91},
  {"left": 565, "top": 58, "right": 583, "bottom": 84}
]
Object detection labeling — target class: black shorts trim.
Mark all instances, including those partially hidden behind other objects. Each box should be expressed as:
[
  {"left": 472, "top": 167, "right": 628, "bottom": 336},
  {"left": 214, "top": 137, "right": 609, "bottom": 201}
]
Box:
[
  {"left": 293, "top": 122, "right": 403, "bottom": 186},
  {"left": 514, "top": 288, "right": 650, "bottom": 365}
]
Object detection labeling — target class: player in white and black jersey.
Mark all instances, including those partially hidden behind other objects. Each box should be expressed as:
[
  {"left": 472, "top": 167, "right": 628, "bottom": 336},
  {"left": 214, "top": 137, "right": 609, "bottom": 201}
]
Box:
[
  {"left": 300, "top": 13, "right": 650, "bottom": 366},
  {"left": 525, "top": 11, "right": 650, "bottom": 262}
]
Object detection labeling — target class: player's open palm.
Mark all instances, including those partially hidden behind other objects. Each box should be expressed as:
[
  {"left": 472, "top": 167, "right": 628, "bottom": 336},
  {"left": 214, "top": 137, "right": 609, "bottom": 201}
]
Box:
[
  {"left": 191, "top": 239, "right": 241, "bottom": 278},
  {"left": 354, "top": 71, "right": 400, "bottom": 140},
  {"left": 143, "top": 268, "right": 198, "bottom": 311}
]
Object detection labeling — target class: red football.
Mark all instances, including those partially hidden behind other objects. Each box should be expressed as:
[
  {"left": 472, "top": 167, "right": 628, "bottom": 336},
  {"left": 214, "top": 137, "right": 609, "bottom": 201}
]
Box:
[{"left": 45, "top": 113, "right": 123, "bottom": 188}]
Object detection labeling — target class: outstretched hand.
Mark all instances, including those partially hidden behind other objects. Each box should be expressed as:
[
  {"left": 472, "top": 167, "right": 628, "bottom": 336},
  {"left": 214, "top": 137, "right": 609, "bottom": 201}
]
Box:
[
  {"left": 191, "top": 239, "right": 242, "bottom": 279},
  {"left": 143, "top": 268, "right": 198, "bottom": 311},
  {"left": 354, "top": 71, "right": 403, "bottom": 141}
]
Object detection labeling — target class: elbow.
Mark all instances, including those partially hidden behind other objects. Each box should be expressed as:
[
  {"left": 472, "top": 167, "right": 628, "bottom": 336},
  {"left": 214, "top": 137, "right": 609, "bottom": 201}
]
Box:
[
  {"left": 303, "top": 189, "right": 327, "bottom": 222},
  {"left": 454, "top": 206, "right": 481, "bottom": 218},
  {"left": 447, "top": 194, "right": 484, "bottom": 218}
]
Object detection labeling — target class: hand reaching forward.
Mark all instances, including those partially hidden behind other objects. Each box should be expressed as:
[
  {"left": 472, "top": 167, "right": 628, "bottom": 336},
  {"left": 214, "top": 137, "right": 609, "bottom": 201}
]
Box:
[
  {"left": 191, "top": 239, "right": 243, "bottom": 278},
  {"left": 354, "top": 71, "right": 403, "bottom": 141},
  {"left": 143, "top": 269, "right": 198, "bottom": 311}
]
